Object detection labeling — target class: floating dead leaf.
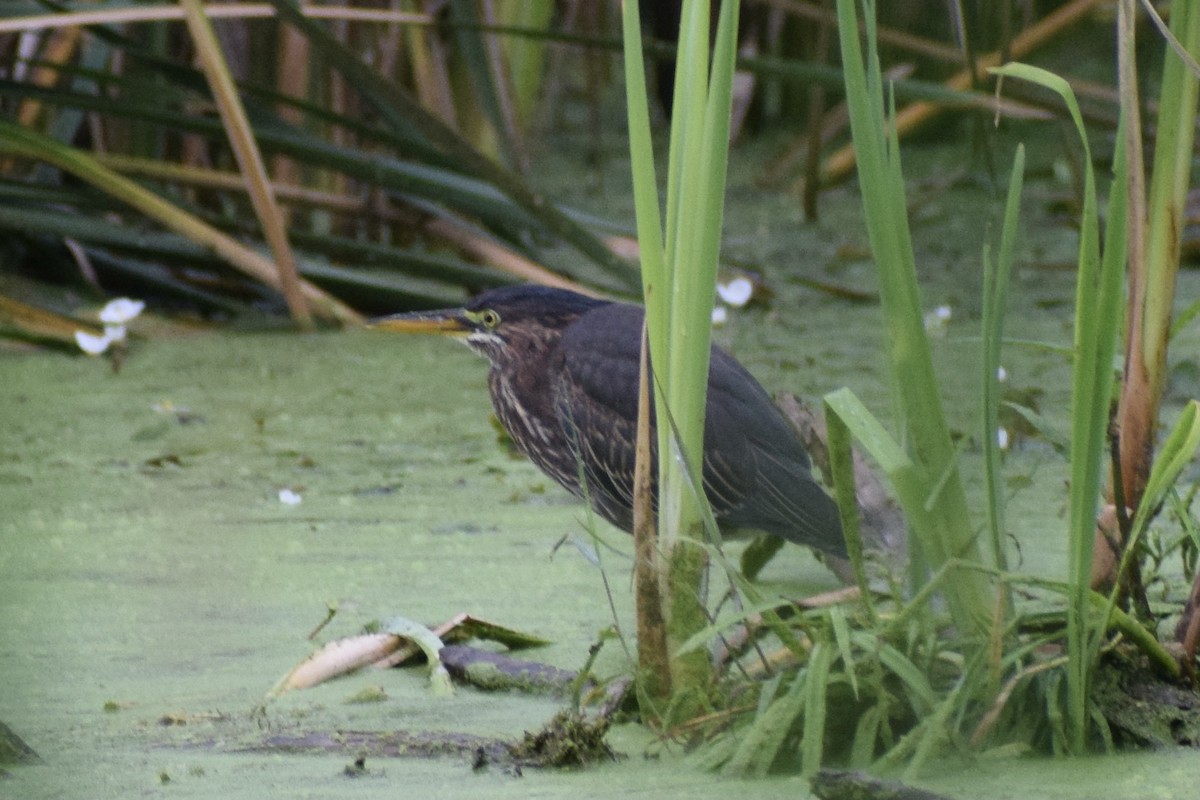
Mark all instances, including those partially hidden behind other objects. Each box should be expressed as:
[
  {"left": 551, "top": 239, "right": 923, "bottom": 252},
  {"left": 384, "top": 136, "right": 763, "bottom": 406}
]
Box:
[
  {"left": 271, "top": 613, "right": 550, "bottom": 696},
  {"left": 270, "top": 632, "right": 403, "bottom": 696},
  {"left": 442, "top": 613, "right": 551, "bottom": 649},
  {"left": 379, "top": 616, "right": 452, "bottom": 696},
  {"left": 373, "top": 612, "right": 549, "bottom": 669}
]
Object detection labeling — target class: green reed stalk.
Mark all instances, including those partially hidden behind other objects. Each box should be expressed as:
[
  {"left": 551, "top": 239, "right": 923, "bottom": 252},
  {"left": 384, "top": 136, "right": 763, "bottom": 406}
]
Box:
[
  {"left": 982, "top": 145, "right": 1024, "bottom": 575},
  {"left": 621, "top": 0, "right": 740, "bottom": 719}
]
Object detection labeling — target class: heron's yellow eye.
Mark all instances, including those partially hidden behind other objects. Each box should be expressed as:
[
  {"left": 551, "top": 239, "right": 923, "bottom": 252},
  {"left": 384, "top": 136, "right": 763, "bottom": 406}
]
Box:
[{"left": 479, "top": 309, "right": 501, "bottom": 328}]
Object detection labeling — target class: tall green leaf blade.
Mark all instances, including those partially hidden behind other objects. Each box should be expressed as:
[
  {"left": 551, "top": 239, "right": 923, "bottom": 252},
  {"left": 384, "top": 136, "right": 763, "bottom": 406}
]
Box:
[
  {"left": 835, "top": 0, "right": 990, "bottom": 636},
  {"left": 982, "top": 144, "right": 1025, "bottom": 574},
  {"left": 991, "top": 61, "right": 1128, "bottom": 754}
]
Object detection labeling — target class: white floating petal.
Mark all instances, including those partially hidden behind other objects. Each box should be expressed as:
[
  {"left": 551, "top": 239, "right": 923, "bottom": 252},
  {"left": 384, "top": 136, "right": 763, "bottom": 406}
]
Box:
[
  {"left": 711, "top": 305, "right": 728, "bottom": 325},
  {"left": 75, "top": 329, "right": 112, "bottom": 355},
  {"left": 923, "top": 304, "right": 952, "bottom": 335},
  {"left": 278, "top": 488, "right": 303, "bottom": 505},
  {"left": 99, "top": 297, "right": 145, "bottom": 324},
  {"left": 716, "top": 277, "right": 754, "bottom": 307}
]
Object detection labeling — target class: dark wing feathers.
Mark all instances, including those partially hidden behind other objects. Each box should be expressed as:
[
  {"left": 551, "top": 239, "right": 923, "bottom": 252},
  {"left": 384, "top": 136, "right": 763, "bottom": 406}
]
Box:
[
  {"left": 703, "top": 346, "right": 846, "bottom": 556},
  {"left": 555, "top": 302, "right": 846, "bottom": 558},
  {"left": 552, "top": 307, "right": 642, "bottom": 531}
]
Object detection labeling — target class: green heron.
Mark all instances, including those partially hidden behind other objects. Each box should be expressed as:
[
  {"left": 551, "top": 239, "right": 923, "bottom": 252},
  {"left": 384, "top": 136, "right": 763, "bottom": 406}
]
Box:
[{"left": 371, "top": 285, "right": 846, "bottom": 559}]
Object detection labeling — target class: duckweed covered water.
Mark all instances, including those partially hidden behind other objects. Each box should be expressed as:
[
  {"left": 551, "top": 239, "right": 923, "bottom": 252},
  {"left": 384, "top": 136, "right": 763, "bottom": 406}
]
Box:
[{"left": 3, "top": 128, "right": 1199, "bottom": 798}]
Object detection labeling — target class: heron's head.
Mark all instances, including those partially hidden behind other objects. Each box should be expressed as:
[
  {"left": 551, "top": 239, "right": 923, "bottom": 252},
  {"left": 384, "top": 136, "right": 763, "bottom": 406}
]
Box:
[{"left": 370, "top": 285, "right": 608, "bottom": 365}]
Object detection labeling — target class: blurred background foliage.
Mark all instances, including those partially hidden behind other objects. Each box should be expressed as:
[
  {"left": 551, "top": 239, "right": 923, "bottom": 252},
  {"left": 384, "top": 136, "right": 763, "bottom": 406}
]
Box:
[{"left": 0, "top": 0, "right": 1184, "bottom": 348}]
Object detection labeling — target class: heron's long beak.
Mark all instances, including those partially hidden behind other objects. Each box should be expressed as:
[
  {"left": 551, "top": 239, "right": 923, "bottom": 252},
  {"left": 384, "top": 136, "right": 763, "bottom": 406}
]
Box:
[{"left": 368, "top": 309, "right": 470, "bottom": 336}]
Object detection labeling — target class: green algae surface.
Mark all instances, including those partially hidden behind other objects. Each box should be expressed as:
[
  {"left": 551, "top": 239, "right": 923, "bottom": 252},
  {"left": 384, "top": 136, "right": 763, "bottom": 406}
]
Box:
[
  {"left": 0, "top": 323, "right": 840, "bottom": 798},
  {"left": 3, "top": 133, "right": 1200, "bottom": 798}
]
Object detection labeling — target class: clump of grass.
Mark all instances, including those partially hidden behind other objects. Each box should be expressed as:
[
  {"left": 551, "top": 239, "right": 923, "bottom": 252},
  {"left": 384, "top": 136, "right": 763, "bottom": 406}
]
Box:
[{"left": 508, "top": 709, "right": 616, "bottom": 768}]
